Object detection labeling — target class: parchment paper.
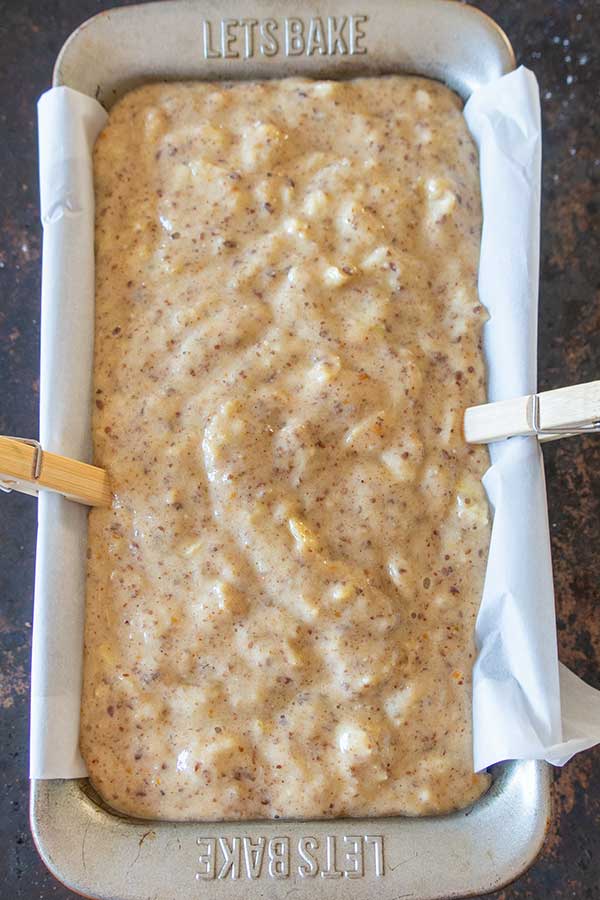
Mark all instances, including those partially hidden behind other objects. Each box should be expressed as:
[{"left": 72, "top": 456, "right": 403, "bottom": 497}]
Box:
[
  {"left": 465, "top": 68, "right": 600, "bottom": 769},
  {"left": 31, "top": 70, "right": 600, "bottom": 779},
  {"left": 31, "top": 88, "right": 107, "bottom": 779}
]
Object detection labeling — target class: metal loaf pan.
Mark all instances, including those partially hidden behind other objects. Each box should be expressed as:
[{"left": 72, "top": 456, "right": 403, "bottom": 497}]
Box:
[{"left": 31, "top": 2, "right": 550, "bottom": 898}]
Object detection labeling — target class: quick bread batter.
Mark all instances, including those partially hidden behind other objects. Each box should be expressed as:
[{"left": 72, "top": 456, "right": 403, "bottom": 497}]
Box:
[{"left": 82, "top": 76, "right": 491, "bottom": 821}]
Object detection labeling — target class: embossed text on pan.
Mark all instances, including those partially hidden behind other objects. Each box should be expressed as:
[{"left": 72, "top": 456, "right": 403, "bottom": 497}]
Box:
[
  {"left": 195, "top": 833, "right": 384, "bottom": 881},
  {"left": 201, "top": 15, "right": 369, "bottom": 59}
]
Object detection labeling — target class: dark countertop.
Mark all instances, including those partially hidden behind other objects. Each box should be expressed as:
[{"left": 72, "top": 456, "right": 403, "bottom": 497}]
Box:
[{"left": 0, "top": 1, "right": 598, "bottom": 897}]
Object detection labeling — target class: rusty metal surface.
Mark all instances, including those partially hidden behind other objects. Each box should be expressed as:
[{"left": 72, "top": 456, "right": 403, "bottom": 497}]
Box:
[{"left": 0, "top": 0, "right": 598, "bottom": 898}]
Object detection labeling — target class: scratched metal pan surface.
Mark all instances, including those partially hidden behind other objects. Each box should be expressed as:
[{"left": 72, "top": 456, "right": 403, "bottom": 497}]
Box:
[{"left": 31, "top": 2, "right": 550, "bottom": 898}]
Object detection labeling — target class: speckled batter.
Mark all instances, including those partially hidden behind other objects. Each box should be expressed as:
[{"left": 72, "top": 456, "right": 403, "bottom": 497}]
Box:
[{"left": 82, "top": 76, "right": 491, "bottom": 821}]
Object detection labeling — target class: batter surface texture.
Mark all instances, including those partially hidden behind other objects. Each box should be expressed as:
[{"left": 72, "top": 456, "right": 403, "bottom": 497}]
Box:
[{"left": 82, "top": 76, "right": 491, "bottom": 821}]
